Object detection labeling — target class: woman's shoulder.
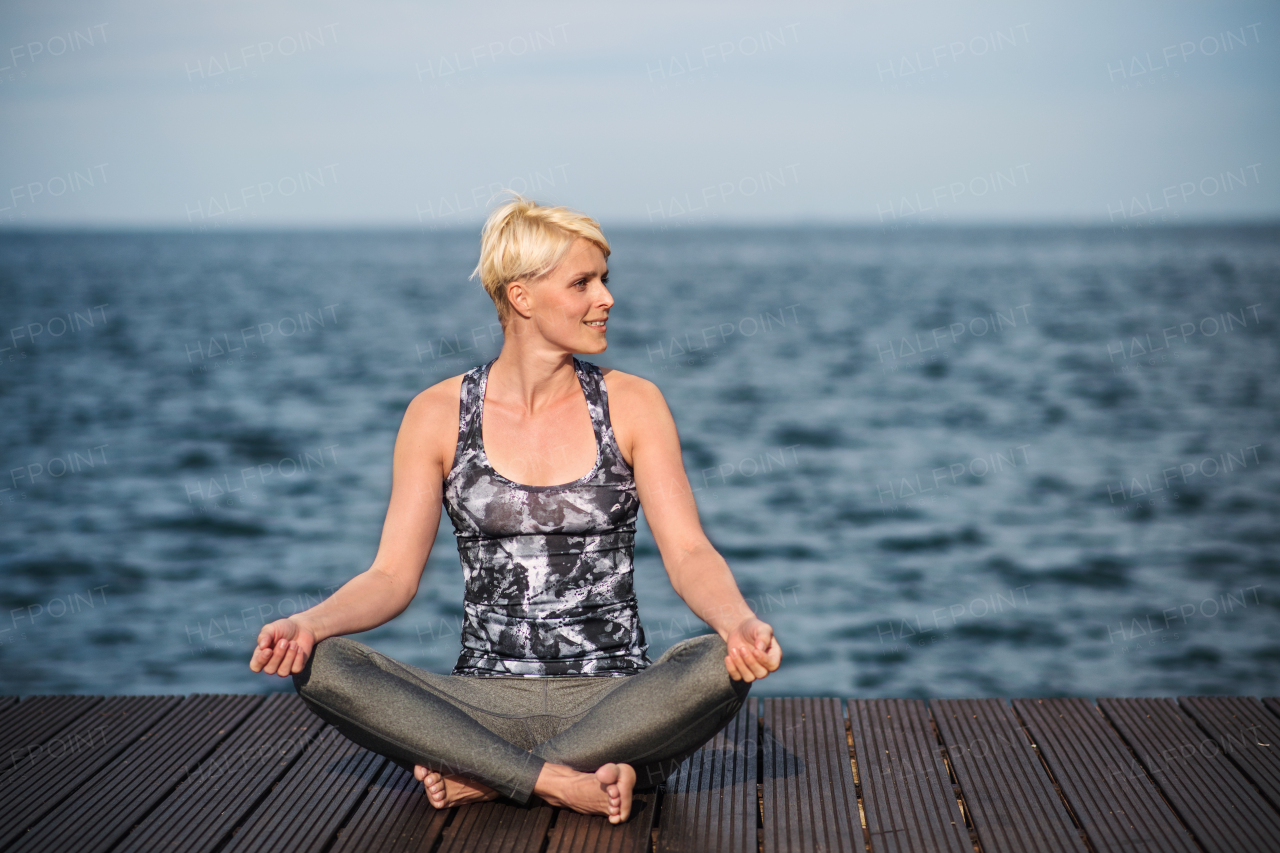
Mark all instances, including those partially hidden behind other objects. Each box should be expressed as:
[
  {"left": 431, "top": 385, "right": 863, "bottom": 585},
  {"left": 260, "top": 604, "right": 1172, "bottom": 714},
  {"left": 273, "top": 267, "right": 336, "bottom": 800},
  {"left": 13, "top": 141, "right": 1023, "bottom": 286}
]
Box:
[
  {"left": 594, "top": 364, "right": 660, "bottom": 399},
  {"left": 594, "top": 365, "right": 671, "bottom": 425},
  {"left": 403, "top": 371, "right": 467, "bottom": 430},
  {"left": 413, "top": 371, "right": 466, "bottom": 404}
]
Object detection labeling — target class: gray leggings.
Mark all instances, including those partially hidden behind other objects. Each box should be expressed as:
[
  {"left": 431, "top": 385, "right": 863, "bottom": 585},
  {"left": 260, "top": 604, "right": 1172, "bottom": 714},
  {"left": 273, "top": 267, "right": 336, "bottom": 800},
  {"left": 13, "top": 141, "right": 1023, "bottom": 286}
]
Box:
[{"left": 292, "top": 633, "right": 750, "bottom": 804}]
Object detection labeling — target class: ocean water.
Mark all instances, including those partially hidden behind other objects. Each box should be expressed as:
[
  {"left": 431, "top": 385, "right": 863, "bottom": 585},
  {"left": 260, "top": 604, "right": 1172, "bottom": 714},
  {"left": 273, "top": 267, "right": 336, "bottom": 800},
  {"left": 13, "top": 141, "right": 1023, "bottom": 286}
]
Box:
[{"left": 0, "top": 225, "right": 1277, "bottom": 698}]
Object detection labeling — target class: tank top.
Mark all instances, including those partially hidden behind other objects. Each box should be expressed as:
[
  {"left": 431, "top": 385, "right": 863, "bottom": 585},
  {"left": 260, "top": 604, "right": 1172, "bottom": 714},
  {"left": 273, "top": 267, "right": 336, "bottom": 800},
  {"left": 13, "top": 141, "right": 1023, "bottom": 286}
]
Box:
[{"left": 443, "top": 356, "right": 651, "bottom": 677}]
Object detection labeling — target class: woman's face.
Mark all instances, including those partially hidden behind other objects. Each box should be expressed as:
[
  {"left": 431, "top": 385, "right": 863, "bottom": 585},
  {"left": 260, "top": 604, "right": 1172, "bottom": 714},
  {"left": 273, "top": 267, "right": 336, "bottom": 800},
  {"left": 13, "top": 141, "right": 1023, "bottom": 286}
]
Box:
[{"left": 509, "top": 238, "right": 613, "bottom": 354}]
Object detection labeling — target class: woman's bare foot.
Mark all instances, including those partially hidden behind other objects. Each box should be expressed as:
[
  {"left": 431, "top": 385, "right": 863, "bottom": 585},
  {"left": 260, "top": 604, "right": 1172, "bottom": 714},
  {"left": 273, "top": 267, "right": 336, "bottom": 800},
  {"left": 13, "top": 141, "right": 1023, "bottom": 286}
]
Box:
[
  {"left": 413, "top": 764, "right": 498, "bottom": 808},
  {"left": 533, "top": 761, "right": 636, "bottom": 824}
]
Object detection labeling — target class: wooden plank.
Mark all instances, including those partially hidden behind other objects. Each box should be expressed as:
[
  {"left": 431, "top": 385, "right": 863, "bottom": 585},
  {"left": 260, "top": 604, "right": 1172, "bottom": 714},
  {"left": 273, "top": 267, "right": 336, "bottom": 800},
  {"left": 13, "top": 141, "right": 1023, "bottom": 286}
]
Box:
[
  {"left": 0, "top": 695, "right": 106, "bottom": 775},
  {"left": 932, "top": 698, "right": 1087, "bottom": 853},
  {"left": 847, "top": 698, "right": 969, "bottom": 853},
  {"left": 1013, "top": 698, "right": 1198, "bottom": 853},
  {"left": 545, "top": 791, "right": 656, "bottom": 853},
  {"left": 761, "top": 697, "right": 861, "bottom": 853},
  {"left": 117, "top": 694, "right": 322, "bottom": 853},
  {"left": 329, "top": 763, "right": 452, "bottom": 853},
  {"left": 0, "top": 696, "right": 16, "bottom": 713},
  {"left": 1099, "top": 697, "right": 1280, "bottom": 853},
  {"left": 7, "top": 694, "right": 260, "bottom": 853},
  {"left": 656, "top": 697, "right": 757, "bottom": 853},
  {"left": 439, "top": 798, "right": 555, "bottom": 853},
  {"left": 1179, "top": 696, "right": 1280, "bottom": 810},
  {"left": 1262, "top": 697, "right": 1280, "bottom": 721},
  {"left": 0, "top": 696, "right": 184, "bottom": 849},
  {"left": 221, "top": 725, "right": 385, "bottom": 853}
]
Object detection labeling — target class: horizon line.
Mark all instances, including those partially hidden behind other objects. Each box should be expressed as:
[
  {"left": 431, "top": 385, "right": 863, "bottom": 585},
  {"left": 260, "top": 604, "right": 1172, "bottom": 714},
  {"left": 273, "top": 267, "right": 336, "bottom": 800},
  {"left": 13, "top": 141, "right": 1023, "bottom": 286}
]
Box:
[{"left": 2, "top": 216, "right": 1279, "bottom": 234}]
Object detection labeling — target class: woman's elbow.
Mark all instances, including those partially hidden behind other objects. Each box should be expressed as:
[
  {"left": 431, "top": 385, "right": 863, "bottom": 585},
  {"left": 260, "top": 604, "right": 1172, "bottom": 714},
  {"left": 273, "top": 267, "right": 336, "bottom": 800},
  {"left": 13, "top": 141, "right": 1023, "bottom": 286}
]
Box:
[{"left": 366, "top": 564, "right": 422, "bottom": 610}]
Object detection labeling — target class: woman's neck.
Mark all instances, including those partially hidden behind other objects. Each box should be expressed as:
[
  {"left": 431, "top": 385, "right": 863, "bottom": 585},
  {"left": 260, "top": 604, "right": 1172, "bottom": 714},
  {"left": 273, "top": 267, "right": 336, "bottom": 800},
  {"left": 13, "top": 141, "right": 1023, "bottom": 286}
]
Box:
[{"left": 489, "top": 345, "right": 579, "bottom": 416}]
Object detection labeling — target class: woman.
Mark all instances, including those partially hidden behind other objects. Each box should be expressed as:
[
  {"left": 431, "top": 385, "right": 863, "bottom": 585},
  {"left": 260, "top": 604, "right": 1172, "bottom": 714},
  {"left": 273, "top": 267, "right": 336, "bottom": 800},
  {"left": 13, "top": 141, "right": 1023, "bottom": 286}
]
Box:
[{"left": 248, "top": 194, "right": 782, "bottom": 824}]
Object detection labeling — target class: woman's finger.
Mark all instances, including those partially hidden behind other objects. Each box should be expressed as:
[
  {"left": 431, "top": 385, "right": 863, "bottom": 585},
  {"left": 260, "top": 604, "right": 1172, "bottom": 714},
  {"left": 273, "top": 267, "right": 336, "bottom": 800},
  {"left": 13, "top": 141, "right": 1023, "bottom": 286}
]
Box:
[
  {"left": 263, "top": 639, "right": 288, "bottom": 675},
  {"left": 251, "top": 625, "right": 281, "bottom": 671},
  {"left": 765, "top": 638, "right": 783, "bottom": 669},
  {"left": 277, "top": 643, "right": 299, "bottom": 677},
  {"left": 739, "top": 645, "right": 770, "bottom": 678},
  {"left": 751, "top": 641, "right": 780, "bottom": 677},
  {"left": 733, "top": 641, "right": 763, "bottom": 668},
  {"left": 727, "top": 650, "right": 747, "bottom": 681}
]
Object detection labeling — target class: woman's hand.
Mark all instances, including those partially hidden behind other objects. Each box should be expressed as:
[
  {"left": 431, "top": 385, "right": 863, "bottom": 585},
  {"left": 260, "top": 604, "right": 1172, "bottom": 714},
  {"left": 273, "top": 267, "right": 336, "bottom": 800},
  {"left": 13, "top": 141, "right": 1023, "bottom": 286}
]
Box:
[
  {"left": 249, "top": 618, "right": 317, "bottom": 677},
  {"left": 723, "top": 616, "right": 782, "bottom": 682}
]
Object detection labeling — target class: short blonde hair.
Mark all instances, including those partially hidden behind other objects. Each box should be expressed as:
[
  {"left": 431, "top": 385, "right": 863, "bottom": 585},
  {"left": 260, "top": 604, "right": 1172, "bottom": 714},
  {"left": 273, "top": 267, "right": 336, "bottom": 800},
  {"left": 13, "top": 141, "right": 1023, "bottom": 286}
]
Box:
[{"left": 469, "top": 192, "right": 610, "bottom": 325}]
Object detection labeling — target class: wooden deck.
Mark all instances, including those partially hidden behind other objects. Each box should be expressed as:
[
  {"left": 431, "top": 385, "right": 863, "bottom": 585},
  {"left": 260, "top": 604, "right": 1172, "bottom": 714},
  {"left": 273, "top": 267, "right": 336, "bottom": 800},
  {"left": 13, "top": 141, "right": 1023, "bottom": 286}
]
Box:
[{"left": 1, "top": 694, "right": 1278, "bottom": 852}]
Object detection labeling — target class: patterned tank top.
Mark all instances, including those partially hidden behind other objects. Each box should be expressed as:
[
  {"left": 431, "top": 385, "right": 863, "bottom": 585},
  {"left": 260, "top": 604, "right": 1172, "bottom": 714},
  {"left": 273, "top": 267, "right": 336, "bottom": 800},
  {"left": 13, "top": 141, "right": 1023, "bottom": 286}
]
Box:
[{"left": 443, "top": 356, "right": 651, "bottom": 677}]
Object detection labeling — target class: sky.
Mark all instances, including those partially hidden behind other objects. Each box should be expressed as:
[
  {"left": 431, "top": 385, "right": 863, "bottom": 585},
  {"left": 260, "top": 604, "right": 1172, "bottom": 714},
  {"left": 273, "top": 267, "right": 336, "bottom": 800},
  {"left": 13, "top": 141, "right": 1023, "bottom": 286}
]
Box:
[{"left": 0, "top": 0, "right": 1276, "bottom": 228}]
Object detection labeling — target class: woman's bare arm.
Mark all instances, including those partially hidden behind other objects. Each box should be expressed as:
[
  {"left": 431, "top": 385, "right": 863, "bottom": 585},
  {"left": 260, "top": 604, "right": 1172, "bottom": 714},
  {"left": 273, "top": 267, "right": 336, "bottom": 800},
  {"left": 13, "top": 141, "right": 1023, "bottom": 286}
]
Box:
[
  {"left": 610, "top": 373, "right": 782, "bottom": 682},
  {"left": 250, "top": 380, "right": 458, "bottom": 676}
]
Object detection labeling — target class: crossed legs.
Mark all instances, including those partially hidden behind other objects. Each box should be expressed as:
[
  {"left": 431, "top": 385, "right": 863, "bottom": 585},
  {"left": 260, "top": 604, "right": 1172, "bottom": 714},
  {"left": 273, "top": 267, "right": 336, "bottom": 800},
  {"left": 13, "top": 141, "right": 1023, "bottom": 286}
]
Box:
[
  {"left": 532, "top": 634, "right": 751, "bottom": 789},
  {"left": 292, "top": 634, "right": 749, "bottom": 817}
]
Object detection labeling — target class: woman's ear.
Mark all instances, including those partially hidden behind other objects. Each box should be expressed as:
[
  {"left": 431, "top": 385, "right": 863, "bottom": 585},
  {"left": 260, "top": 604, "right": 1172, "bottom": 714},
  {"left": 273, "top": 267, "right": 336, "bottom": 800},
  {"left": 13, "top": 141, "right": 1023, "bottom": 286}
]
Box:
[{"left": 505, "top": 279, "right": 532, "bottom": 321}]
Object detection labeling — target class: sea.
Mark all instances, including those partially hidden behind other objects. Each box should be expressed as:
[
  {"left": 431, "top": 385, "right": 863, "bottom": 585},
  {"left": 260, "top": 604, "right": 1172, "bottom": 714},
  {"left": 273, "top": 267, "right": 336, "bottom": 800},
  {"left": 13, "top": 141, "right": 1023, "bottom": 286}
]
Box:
[{"left": 0, "top": 224, "right": 1276, "bottom": 698}]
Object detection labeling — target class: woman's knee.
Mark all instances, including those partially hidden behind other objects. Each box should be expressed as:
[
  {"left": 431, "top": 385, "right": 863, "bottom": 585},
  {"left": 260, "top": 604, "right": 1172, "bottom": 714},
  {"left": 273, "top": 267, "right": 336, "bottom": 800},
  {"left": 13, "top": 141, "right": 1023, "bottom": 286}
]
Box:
[
  {"left": 657, "top": 634, "right": 752, "bottom": 701},
  {"left": 660, "top": 633, "right": 726, "bottom": 665},
  {"left": 292, "top": 636, "right": 370, "bottom": 701},
  {"left": 662, "top": 634, "right": 729, "bottom": 675}
]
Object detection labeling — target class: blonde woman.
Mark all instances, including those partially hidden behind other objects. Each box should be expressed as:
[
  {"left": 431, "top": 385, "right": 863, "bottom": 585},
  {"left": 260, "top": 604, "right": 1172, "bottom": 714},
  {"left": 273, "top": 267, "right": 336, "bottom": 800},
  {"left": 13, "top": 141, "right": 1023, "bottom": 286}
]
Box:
[{"left": 249, "top": 193, "right": 782, "bottom": 823}]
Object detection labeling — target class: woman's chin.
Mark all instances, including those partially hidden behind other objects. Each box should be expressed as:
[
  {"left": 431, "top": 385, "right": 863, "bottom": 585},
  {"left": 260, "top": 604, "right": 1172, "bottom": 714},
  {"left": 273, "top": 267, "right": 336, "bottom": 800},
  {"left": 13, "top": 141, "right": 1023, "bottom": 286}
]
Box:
[{"left": 577, "top": 335, "right": 608, "bottom": 354}]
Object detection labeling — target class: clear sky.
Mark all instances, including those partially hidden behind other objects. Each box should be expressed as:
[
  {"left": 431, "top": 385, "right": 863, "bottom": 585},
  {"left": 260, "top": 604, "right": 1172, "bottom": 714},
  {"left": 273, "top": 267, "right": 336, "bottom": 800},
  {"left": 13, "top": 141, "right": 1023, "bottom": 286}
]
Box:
[{"left": 0, "top": 0, "right": 1275, "bottom": 228}]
